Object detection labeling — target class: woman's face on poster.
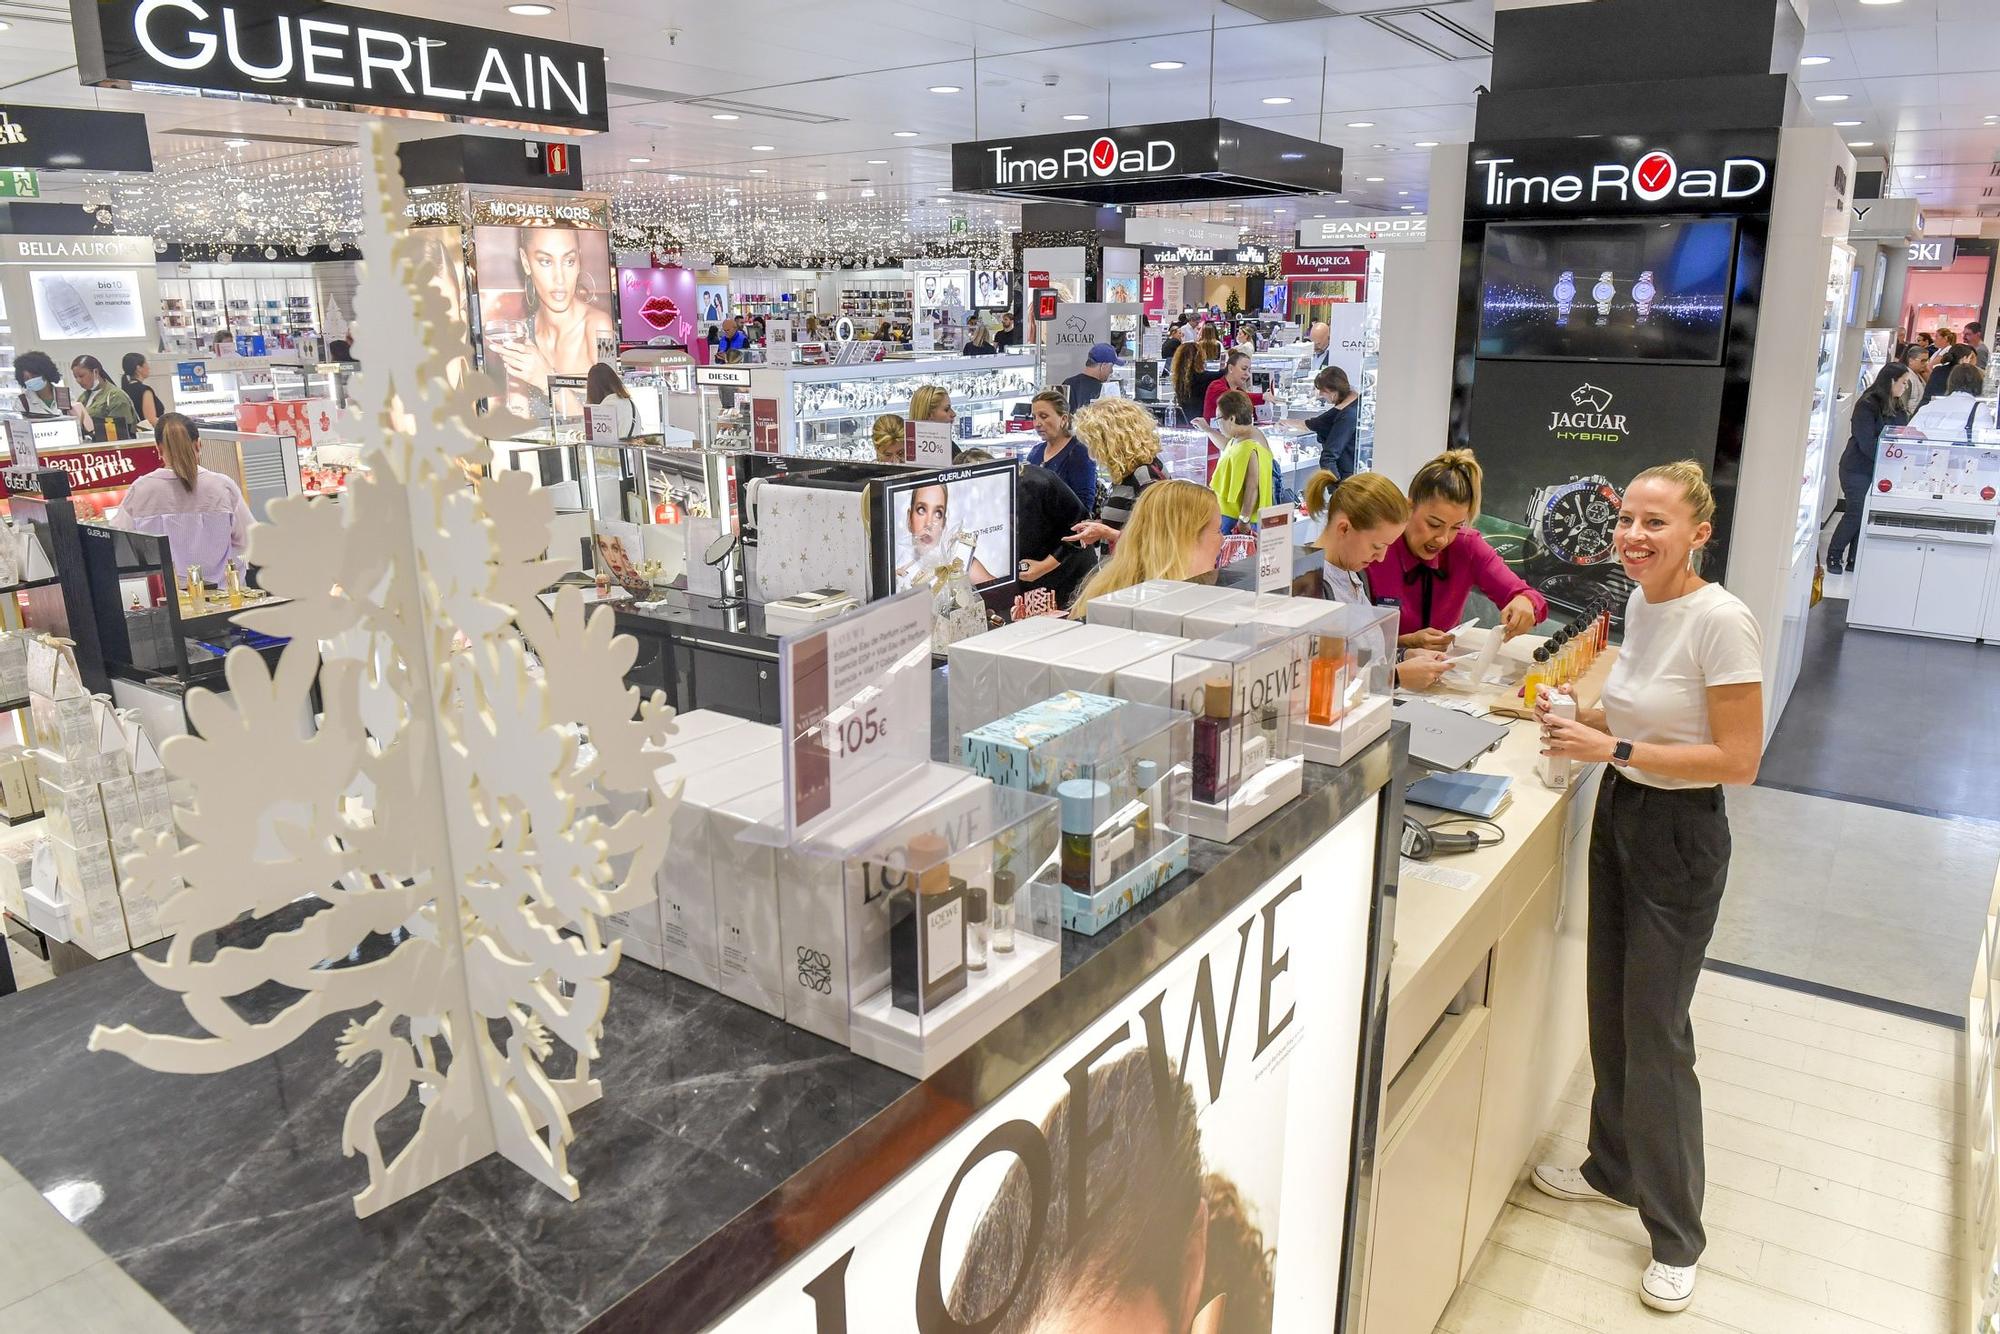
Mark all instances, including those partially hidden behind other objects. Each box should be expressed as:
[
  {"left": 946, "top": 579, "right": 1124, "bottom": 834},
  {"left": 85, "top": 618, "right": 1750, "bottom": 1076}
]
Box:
[
  {"left": 907, "top": 484, "right": 948, "bottom": 554},
  {"left": 521, "top": 228, "right": 584, "bottom": 315}
]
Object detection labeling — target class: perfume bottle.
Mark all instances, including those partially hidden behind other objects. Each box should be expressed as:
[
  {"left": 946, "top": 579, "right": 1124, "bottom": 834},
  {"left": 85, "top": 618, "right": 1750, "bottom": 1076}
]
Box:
[
  {"left": 991, "top": 868, "right": 1017, "bottom": 954},
  {"left": 186, "top": 564, "right": 206, "bottom": 611},
  {"left": 888, "top": 832, "right": 968, "bottom": 1014},
  {"left": 1308, "top": 634, "right": 1349, "bottom": 726},
  {"left": 967, "top": 881, "right": 990, "bottom": 973},
  {"left": 1524, "top": 645, "right": 1550, "bottom": 710},
  {"left": 1059, "top": 778, "right": 1108, "bottom": 892},
  {"left": 1191, "top": 678, "right": 1239, "bottom": 806},
  {"left": 224, "top": 560, "right": 244, "bottom": 609}
]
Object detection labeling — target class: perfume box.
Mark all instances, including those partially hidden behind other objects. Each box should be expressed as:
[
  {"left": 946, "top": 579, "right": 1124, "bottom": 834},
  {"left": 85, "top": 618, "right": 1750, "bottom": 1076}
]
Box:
[
  {"left": 1181, "top": 591, "right": 1336, "bottom": 641},
  {"left": 1062, "top": 834, "right": 1189, "bottom": 935},
  {"left": 1044, "top": 630, "right": 1188, "bottom": 699},
  {"left": 677, "top": 747, "right": 784, "bottom": 1016},
  {"left": 39, "top": 774, "right": 108, "bottom": 848},
  {"left": 1112, "top": 647, "right": 1212, "bottom": 715},
  {"left": 651, "top": 731, "right": 781, "bottom": 991},
  {"left": 51, "top": 834, "right": 129, "bottom": 959},
  {"left": 962, "top": 691, "right": 1126, "bottom": 792},
  {"left": 1080, "top": 579, "right": 1184, "bottom": 631},
  {"left": 1127, "top": 583, "right": 1254, "bottom": 638},
  {"left": 990, "top": 624, "right": 1134, "bottom": 718},
  {"left": 946, "top": 616, "right": 1082, "bottom": 741}
]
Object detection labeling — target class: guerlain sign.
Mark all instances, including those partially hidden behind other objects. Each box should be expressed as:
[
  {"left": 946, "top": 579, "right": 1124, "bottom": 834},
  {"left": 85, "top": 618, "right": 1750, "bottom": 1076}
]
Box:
[{"left": 69, "top": 0, "right": 610, "bottom": 135}]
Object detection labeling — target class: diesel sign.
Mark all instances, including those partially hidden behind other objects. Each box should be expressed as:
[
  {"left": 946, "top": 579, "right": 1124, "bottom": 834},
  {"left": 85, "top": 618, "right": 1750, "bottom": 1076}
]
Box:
[{"left": 1465, "top": 132, "right": 1778, "bottom": 220}]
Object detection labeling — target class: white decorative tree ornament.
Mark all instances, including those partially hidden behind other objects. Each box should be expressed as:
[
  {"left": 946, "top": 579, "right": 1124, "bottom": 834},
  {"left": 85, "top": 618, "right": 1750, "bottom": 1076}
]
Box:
[{"left": 89, "top": 127, "right": 678, "bottom": 1218}]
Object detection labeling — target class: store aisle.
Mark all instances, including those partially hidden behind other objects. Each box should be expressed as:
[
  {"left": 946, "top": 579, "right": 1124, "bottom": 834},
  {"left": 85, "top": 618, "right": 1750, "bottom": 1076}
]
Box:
[
  {"left": 1706, "top": 785, "right": 2000, "bottom": 1018},
  {"left": 1759, "top": 601, "right": 2000, "bottom": 822},
  {"left": 1438, "top": 969, "right": 1959, "bottom": 1334}
]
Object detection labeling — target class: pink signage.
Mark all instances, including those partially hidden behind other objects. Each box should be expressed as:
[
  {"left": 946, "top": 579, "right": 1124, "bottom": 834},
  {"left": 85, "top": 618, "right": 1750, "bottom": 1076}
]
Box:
[
  {"left": 1280, "top": 248, "right": 1369, "bottom": 279},
  {"left": 1141, "top": 273, "right": 1165, "bottom": 318},
  {"left": 617, "top": 265, "right": 701, "bottom": 349}
]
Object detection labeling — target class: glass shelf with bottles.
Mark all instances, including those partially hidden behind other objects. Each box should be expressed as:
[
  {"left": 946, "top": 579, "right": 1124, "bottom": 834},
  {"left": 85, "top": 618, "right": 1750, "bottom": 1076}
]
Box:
[{"left": 1152, "top": 423, "right": 1317, "bottom": 487}]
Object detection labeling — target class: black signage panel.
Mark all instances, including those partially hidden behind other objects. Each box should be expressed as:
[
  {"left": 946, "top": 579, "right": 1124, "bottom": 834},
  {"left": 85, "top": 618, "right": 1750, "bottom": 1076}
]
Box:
[
  {"left": 953, "top": 117, "right": 1339, "bottom": 205},
  {"left": 1464, "top": 358, "right": 1732, "bottom": 610},
  {"left": 0, "top": 104, "right": 152, "bottom": 172},
  {"left": 70, "top": 0, "right": 609, "bottom": 135},
  {"left": 1465, "top": 131, "right": 1779, "bottom": 221},
  {"left": 1142, "top": 243, "right": 1271, "bottom": 269}
]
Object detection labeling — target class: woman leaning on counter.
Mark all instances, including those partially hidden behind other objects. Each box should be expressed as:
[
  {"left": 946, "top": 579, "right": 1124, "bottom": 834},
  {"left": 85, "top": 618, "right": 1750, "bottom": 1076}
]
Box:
[
  {"left": 1531, "top": 460, "right": 1765, "bottom": 1316},
  {"left": 1367, "top": 449, "right": 1546, "bottom": 651}
]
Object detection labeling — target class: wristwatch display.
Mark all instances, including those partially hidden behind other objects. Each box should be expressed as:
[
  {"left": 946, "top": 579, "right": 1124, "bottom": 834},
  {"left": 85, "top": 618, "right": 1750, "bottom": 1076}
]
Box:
[{"left": 1527, "top": 475, "right": 1623, "bottom": 566}]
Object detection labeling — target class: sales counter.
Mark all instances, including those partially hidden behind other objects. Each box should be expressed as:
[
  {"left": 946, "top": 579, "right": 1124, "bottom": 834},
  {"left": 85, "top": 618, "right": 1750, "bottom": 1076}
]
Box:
[{"left": 0, "top": 633, "right": 1593, "bottom": 1334}]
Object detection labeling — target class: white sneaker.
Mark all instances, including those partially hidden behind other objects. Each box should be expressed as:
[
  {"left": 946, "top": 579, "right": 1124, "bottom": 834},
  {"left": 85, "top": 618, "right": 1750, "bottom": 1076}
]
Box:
[
  {"left": 1641, "top": 1261, "right": 1697, "bottom": 1312},
  {"left": 1530, "top": 1164, "right": 1631, "bottom": 1208}
]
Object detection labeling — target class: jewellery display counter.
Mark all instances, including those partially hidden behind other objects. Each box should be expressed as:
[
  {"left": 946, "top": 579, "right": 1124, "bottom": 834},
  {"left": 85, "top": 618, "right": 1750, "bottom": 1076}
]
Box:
[
  {"left": 742, "top": 354, "right": 1039, "bottom": 460},
  {"left": 1846, "top": 428, "right": 2000, "bottom": 642}
]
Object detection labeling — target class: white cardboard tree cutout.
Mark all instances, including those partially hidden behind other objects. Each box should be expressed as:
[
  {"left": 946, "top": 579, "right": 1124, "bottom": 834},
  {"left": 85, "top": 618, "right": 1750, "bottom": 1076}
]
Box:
[{"left": 88, "top": 127, "right": 678, "bottom": 1218}]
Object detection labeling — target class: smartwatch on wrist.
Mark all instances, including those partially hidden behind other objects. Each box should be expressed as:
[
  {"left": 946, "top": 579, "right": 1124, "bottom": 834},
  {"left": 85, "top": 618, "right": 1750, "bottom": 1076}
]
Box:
[{"left": 1611, "top": 739, "right": 1634, "bottom": 768}]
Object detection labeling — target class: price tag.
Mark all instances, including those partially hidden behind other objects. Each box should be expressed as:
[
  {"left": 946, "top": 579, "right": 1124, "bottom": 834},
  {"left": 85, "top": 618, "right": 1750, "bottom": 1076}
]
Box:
[
  {"left": 585, "top": 404, "right": 618, "bottom": 443},
  {"left": 3, "top": 419, "right": 37, "bottom": 468},
  {"left": 1256, "top": 504, "right": 1294, "bottom": 593},
  {"left": 780, "top": 589, "right": 932, "bottom": 837},
  {"left": 905, "top": 420, "right": 954, "bottom": 467}
]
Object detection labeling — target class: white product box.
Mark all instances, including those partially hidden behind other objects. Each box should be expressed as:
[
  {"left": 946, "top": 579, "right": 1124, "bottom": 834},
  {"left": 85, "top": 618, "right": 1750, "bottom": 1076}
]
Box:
[
  {"left": 0, "top": 633, "right": 27, "bottom": 700},
  {"left": 98, "top": 776, "right": 144, "bottom": 862},
  {"left": 133, "top": 768, "right": 174, "bottom": 834},
  {"left": 1182, "top": 591, "right": 1337, "bottom": 641},
  {"left": 1298, "top": 695, "right": 1394, "bottom": 767},
  {"left": 1180, "top": 755, "right": 1305, "bottom": 843},
  {"left": 708, "top": 780, "right": 846, "bottom": 1040},
  {"left": 24, "top": 877, "right": 68, "bottom": 943},
  {"left": 52, "top": 834, "right": 130, "bottom": 957},
  {"left": 1127, "top": 583, "right": 1253, "bottom": 637},
  {"left": 1044, "top": 630, "right": 1188, "bottom": 698},
  {"left": 39, "top": 775, "right": 108, "bottom": 848},
  {"left": 1112, "top": 647, "right": 1214, "bottom": 715},
  {"left": 0, "top": 751, "right": 35, "bottom": 823},
  {"left": 1080, "top": 579, "right": 1184, "bottom": 630},
  {"left": 0, "top": 849, "right": 25, "bottom": 923},
  {"left": 688, "top": 748, "right": 784, "bottom": 1014},
  {"left": 656, "top": 739, "right": 782, "bottom": 991},
  {"left": 992, "top": 623, "right": 1135, "bottom": 718},
  {"left": 945, "top": 616, "right": 1082, "bottom": 742}
]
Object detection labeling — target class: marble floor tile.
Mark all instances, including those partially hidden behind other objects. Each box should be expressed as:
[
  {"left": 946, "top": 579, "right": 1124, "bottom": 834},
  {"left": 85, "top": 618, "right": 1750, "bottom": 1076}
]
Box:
[{"left": 1, "top": 1260, "right": 190, "bottom": 1334}]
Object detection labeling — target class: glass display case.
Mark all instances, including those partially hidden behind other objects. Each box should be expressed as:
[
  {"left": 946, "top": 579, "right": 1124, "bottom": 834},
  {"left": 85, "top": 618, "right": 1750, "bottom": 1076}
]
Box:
[
  {"left": 1847, "top": 429, "right": 2000, "bottom": 643},
  {"left": 76, "top": 524, "right": 288, "bottom": 688},
  {"left": 1798, "top": 244, "right": 1854, "bottom": 563},
  {"left": 1153, "top": 423, "right": 1317, "bottom": 490},
  {"left": 1171, "top": 623, "right": 1308, "bottom": 843},
  {"left": 746, "top": 355, "right": 1040, "bottom": 461},
  {"left": 1856, "top": 327, "right": 1895, "bottom": 397},
  {"left": 1292, "top": 601, "right": 1398, "bottom": 767}
]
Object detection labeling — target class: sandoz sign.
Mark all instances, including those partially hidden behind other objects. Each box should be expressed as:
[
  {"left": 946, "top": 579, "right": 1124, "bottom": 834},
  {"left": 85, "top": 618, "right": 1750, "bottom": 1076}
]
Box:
[
  {"left": 985, "top": 134, "right": 1175, "bottom": 186},
  {"left": 1464, "top": 133, "right": 1777, "bottom": 220}
]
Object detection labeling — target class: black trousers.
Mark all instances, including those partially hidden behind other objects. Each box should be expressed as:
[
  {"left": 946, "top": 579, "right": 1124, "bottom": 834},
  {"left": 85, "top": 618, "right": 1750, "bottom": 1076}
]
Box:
[
  {"left": 1580, "top": 768, "right": 1732, "bottom": 1268},
  {"left": 1827, "top": 454, "right": 1873, "bottom": 572}
]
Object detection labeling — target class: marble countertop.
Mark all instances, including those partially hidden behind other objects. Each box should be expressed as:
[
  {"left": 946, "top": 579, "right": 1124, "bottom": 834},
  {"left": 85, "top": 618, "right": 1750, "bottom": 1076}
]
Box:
[{"left": 0, "top": 711, "right": 1402, "bottom": 1334}]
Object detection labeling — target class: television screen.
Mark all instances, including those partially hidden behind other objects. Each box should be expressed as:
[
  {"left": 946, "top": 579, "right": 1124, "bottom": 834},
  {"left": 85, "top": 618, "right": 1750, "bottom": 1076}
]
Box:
[
  {"left": 1476, "top": 218, "right": 1738, "bottom": 364},
  {"left": 882, "top": 462, "right": 1016, "bottom": 600},
  {"left": 974, "top": 270, "right": 1011, "bottom": 310}
]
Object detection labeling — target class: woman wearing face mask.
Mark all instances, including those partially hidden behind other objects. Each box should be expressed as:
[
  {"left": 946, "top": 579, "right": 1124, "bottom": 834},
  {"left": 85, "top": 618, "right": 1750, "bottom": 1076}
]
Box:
[
  {"left": 1301, "top": 470, "right": 1452, "bottom": 690},
  {"left": 1532, "top": 460, "right": 1764, "bottom": 1315},
  {"left": 70, "top": 355, "right": 138, "bottom": 441},
  {"left": 1026, "top": 388, "right": 1098, "bottom": 511},
  {"left": 1367, "top": 449, "right": 1545, "bottom": 653},
  {"left": 13, "top": 351, "right": 65, "bottom": 418}
]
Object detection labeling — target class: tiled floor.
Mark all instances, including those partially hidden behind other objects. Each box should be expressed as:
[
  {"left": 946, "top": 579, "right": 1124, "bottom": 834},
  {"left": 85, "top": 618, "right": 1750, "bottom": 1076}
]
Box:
[
  {"left": 0, "top": 1154, "right": 189, "bottom": 1333},
  {"left": 1439, "top": 968, "right": 1961, "bottom": 1334},
  {"left": 1707, "top": 784, "right": 2000, "bottom": 1017}
]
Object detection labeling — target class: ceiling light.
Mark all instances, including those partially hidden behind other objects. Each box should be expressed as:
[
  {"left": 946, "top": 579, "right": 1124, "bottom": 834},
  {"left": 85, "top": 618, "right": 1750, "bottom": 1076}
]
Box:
[
  {"left": 1813, "top": 94, "right": 1850, "bottom": 103},
  {"left": 1332, "top": 198, "right": 1347, "bottom": 204},
  {"left": 1848, "top": 141, "right": 1874, "bottom": 148},
  {"left": 665, "top": 174, "right": 683, "bottom": 182},
  {"left": 1150, "top": 60, "right": 1185, "bottom": 70},
  {"left": 224, "top": 138, "right": 250, "bottom": 147},
  {"left": 748, "top": 168, "right": 768, "bottom": 174},
  {"left": 1834, "top": 119, "right": 1863, "bottom": 127},
  {"left": 1916, "top": 173, "right": 1928, "bottom": 180},
  {"left": 1280, "top": 152, "right": 1304, "bottom": 160},
  {"left": 892, "top": 130, "right": 919, "bottom": 138},
  {"left": 1062, "top": 113, "right": 1090, "bottom": 122},
  {"left": 1401, "top": 204, "right": 1417, "bottom": 210},
  {"left": 627, "top": 156, "right": 651, "bottom": 164},
  {"left": 1311, "top": 213, "right": 1325, "bottom": 219},
  {"left": 1398, "top": 190, "right": 1410, "bottom": 196},
  {"left": 0, "top": 20, "right": 11, "bottom": 31},
  {"left": 866, "top": 159, "right": 888, "bottom": 164},
  {"left": 1346, "top": 121, "right": 1374, "bottom": 128},
  {"left": 1858, "top": 0, "right": 1902, "bottom": 5},
  {"left": 861, "top": 188, "right": 875, "bottom": 198},
  {"left": 1364, "top": 176, "right": 1384, "bottom": 183},
  {"left": 507, "top": 3, "right": 555, "bottom": 14},
  {"left": 711, "top": 113, "right": 739, "bottom": 120},
  {"left": 1414, "top": 140, "right": 1439, "bottom": 148},
  {"left": 1262, "top": 96, "right": 1293, "bottom": 106},
  {"left": 929, "top": 85, "right": 961, "bottom": 94},
  {"left": 751, "top": 144, "right": 775, "bottom": 152},
  {"left": 1800, "top": 55, "right": 1831, "bottom": 66}
]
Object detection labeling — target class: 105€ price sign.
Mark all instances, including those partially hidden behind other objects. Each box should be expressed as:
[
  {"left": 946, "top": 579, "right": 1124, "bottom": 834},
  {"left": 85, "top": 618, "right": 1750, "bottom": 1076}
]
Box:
[{"left": 781, "top": 589, "right": 932, "bottom": 836}]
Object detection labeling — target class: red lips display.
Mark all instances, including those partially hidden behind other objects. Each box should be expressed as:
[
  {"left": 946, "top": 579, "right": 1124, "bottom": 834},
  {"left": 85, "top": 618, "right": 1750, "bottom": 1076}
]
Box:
[{"left": 640, "top": 296, "right": 680, "bottom": 331}]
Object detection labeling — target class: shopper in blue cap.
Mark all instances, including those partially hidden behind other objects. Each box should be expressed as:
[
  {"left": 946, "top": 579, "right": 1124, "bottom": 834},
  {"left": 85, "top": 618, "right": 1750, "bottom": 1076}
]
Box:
[{"left": 1060, "top": 342, "right": 1123, "bottom": 411}]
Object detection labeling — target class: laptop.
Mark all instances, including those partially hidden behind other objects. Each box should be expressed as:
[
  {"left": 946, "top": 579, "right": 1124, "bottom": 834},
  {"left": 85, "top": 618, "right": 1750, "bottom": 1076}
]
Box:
[{"left": 1392, "top": 696, "right": 1511, "bottom": 772}]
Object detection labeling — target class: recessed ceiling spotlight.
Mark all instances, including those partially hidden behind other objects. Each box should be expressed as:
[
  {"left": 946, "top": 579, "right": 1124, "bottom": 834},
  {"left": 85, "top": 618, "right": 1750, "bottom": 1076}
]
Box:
[
  {"left": 1150, "top": 60, "right": 1185, "bottom": 70},
  {"left": 1332, "top": 197, "right": 1347, "bottom": 204},
  {"left": 929, "top": 85, "right": 961, "bottom": 94},
  {"left": 1371, "top": 143, "right": 1388, "bottom": 150},
  {"left": 1262, "top": 96, "right": 1293, "bottom": 106},
  {"left": 1280, "top": 152, "right": 1304, "bottom": 160},
  {"left": 1414, "top": 140, "right": 1440, "bottom": 148},
  {"left": 1834, "top": 119, "right": 1863, "bottom": 127},
  {"left": 1346, "top": 121, "right": 1374, "bottom": 128},
  {"left": 1916, "top": 173, "right": 1928, "bottom": 180},
  {"left": 1364, "top": 176, "right": 1384, "bottom": 183},
  {"left": 1401, "top": 203, "right": 1417, "bottom": 210},
  {"left": 507, "top": 3, "right": 555, "bottom": 14},
  {"left": 866, "top": 159, "right": 888, "bottom": 165},
  {"left": 1397, "top": 190, "right": 1410, "bottom": 196},
  {"left": 1311, "top": 213, "right": 1325, "bottom": 218},
  {"left": 1848, "top": 141, "right": 1875, "bottom": 148},
  {"left": 711, "top": 112, "right": 739, "bottom": 120},
  {"left": 1813, "top": 94, "right": 1850, "bottom": 103},
  {"left": 892, "top": 130, "right": 920, "bottom": 137},
  {"left": 1799, "top": 55, "right": 1832, "bottom": 66},
  {"left": 748, "top": 168, "right": 768, "bottom": 174},
  {"left": 1858, "top": 0, "right": 1902, "bottom": 6},
  {"left": 815, "top": 190, "right": 828, "bottom": 201},
  {"left": 751, "top": 144, "right": 775, "bottom": 152},
  {"left": 1062, "top": 113, "right": 1090, "bottom": 121},
  {"left": 627, "top": 156, "right": 651, "bottom": 164},
  {"left": 224, "top": 138, "right": 250, "bottom": 147},
  {"left": 861, "top": 188, "right": 876, "bottom": 198}
]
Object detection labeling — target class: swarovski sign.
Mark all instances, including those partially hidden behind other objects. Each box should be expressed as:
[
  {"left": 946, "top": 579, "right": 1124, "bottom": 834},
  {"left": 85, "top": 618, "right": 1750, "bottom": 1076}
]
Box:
[
  {"left": 1465, "top": 132, "right": 1777, "bottom": 220},
  {"left": 69, "top": 0, "right": 609, "bottom": 135}
]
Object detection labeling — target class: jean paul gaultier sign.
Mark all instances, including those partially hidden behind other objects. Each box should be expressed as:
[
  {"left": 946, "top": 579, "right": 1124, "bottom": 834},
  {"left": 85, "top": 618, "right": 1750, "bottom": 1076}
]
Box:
[
  {"left": 68, "top": 0, "right": 610, "bottom": 135},
  {"left": 1464, "top": 132, "right": 1778, "bottom": 220}
]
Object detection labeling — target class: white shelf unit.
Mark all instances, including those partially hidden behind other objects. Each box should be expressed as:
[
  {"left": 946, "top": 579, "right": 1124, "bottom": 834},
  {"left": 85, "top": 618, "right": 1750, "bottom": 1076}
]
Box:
[
  {"left": 742, "top": 353, "right": 1042, "bottom": 461},
  {"left": 841, "top": 280, "right": 914, "bottom": 327}
]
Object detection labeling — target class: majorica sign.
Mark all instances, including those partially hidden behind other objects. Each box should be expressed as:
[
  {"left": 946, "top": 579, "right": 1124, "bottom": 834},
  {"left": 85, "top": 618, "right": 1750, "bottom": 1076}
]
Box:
[
  {"left": 69, "top": 0, "right": 609, "bottom": 135},
  {"left": 1464, "top": 132, "right": 1778, "bottom": 220}
]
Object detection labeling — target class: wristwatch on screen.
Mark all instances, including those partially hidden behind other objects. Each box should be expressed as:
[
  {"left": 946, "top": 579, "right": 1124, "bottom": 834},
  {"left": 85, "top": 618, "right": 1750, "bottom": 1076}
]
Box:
[
  {"left": 1612, "top": 739, "right": 1634, "bottom": 767},
  {"left": 1527, "top": 475, "right": 1623, "bottom": 566}
]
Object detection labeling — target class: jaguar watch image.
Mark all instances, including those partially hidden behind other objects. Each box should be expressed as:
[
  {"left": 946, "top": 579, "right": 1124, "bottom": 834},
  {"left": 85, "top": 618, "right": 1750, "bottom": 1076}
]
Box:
[{"left": 1527, "top": 475, "right": 1623, "bottom": 567}]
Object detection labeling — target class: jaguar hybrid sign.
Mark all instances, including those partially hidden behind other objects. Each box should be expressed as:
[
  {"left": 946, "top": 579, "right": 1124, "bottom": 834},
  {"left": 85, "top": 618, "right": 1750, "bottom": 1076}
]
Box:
[{"left": 1465, "top": 132, "right": 1777, "bottom": 220}]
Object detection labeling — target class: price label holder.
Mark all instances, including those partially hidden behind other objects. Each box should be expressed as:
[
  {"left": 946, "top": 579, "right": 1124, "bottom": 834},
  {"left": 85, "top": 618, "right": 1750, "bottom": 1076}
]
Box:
[
  {"left": 905, "top": 420, "right": 954, "bottom": 467},
  {"left": 1256, "top": 503, "right": 1294, "bottom": 593}
]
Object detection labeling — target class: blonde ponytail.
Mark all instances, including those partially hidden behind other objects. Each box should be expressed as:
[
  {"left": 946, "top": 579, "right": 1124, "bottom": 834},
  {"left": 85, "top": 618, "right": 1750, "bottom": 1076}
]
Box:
[{"left": 1304, "top": 470, "right": 1411, "bottom": 529}]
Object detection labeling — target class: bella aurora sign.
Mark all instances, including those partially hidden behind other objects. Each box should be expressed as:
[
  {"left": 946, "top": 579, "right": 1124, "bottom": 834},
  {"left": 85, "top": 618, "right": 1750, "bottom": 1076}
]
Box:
[{"left": 69, "top": 0, "right": 609, "bottom": 135}]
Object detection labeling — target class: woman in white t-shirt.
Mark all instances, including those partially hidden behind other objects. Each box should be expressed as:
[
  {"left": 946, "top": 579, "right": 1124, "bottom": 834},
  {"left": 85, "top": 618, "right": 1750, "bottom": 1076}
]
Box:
[{"left": 1528, "top": 460, "right": 1766, "bottom": 1316}]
